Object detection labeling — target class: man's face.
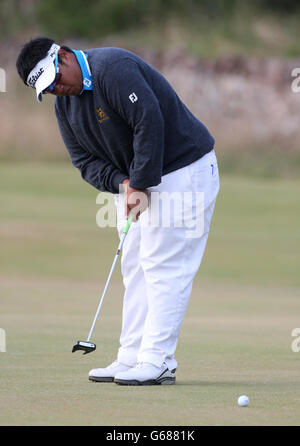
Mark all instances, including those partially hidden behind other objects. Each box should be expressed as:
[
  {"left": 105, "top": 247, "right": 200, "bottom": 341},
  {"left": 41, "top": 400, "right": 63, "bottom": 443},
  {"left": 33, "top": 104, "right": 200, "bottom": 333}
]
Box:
[{"left": 45, "top": 49, "right": 82, "bottom": 97}]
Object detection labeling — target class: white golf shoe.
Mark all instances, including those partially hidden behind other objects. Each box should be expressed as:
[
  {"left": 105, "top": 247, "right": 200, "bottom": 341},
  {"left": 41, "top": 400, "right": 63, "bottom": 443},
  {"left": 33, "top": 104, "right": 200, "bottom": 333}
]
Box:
[
  {"left": 114, "top": 362, "right": 176, "bottom": 386},
  {"left": 89, "top": 360, "right": 132, "bottom": 382}
]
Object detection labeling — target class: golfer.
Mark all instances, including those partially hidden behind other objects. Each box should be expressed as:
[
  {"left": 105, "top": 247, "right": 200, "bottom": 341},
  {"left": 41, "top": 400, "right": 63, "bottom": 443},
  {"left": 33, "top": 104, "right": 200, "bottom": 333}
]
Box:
[{"left": 16, "top": 37, "right": 220, "bottom": 385}]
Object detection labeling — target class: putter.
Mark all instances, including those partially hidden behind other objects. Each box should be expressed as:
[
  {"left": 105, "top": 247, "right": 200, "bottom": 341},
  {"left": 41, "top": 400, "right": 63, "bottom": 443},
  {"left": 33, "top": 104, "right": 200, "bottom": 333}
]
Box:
[{"left": 72, "top": 213, "right": 133, "bottom": 355}]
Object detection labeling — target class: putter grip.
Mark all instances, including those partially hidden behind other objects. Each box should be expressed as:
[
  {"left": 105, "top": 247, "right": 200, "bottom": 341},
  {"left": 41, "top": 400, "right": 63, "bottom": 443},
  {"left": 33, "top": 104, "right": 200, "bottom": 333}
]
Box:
[{"left": 123, "top": 213, "right": 133, "bottom": 234}]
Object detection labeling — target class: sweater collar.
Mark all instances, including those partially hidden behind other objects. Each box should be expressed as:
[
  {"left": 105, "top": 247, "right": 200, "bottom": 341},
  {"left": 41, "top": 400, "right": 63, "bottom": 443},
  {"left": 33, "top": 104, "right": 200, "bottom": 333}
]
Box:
[{"left": 72, "top": 49, "right": 93, "bottom": 94}]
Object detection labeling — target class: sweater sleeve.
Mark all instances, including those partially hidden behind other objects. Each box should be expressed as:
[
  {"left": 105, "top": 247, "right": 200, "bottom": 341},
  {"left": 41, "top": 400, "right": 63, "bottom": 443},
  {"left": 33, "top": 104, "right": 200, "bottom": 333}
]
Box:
[
  {"left": 55, "top": 103, "right": 128, "bottom": 194},
  {"left": 100, "top": 58, "right": 164, "bottom": 190}
]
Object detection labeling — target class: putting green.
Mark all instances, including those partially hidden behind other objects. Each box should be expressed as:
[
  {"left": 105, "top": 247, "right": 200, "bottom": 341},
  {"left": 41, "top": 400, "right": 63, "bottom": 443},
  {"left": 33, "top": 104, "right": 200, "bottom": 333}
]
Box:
[{"left": 0, "top": 163, "right": 300, "bottom": 426}]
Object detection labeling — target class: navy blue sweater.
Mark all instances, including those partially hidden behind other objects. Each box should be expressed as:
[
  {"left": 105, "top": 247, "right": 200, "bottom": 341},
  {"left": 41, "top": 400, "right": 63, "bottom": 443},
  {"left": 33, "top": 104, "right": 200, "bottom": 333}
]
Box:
[{"left": 55, "top": 47, "right": 215, "bottom": 193}]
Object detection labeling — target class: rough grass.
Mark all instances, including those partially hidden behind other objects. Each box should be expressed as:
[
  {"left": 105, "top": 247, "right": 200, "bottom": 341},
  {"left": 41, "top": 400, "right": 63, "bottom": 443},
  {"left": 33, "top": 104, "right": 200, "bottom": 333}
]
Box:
[
  {"left": 0, "top": 163, "right": 300, "bottom": 426},
  {"left": 100, "top": 9, "right": 300, "bottom": 59}
]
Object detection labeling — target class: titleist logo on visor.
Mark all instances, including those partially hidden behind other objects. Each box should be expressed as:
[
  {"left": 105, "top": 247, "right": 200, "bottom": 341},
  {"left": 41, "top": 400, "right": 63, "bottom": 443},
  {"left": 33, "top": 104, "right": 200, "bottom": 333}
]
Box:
[
  {"left": 28, "top": 67, "right": 44, "bottom": 88},
  {"left": 49, "top": 48, "right": 57, "bottom": 58},
  {"left": 26, "top": 43, "right": 60, "bottom": 89}
]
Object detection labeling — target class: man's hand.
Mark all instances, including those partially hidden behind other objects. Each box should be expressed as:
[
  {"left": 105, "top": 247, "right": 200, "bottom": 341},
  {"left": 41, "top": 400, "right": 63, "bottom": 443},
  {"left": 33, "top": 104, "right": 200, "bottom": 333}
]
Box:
[{"left": 122, "top": 179, "right": 148, "bottom": 222}]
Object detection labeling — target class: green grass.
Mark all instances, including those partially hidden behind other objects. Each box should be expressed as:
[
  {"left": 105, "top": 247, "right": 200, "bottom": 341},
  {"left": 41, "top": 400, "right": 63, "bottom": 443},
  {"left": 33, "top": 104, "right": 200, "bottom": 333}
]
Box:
[
  {"left": 104, "top": 10, "right": 300, "bottom": 59},
  {"left": 0, "top": 162, "right": 300, "bottom": 426},
  {"left": 3, "top": 1, "right": 300, "bottom": 58}
]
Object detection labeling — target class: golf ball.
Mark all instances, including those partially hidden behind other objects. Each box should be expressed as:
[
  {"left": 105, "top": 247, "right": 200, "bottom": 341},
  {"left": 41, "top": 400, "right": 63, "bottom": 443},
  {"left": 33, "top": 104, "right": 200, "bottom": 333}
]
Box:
[{"left": 237, "top": 395, "right": 249, "bottom": 407}]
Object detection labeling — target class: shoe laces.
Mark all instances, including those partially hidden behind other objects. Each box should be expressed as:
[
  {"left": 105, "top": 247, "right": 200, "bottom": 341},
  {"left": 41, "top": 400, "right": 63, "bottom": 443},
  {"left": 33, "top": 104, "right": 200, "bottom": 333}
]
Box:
[
  {"left": 136, "top": 362, "right": 161, "bottom": 370},
  {"left": 109, "top": 360, "right": 120, "bottom": 368}
]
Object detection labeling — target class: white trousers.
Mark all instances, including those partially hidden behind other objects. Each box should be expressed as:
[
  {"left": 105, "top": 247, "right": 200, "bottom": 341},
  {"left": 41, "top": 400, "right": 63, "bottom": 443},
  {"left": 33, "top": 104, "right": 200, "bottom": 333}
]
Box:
[{"left": 114, "top": 150, "right": 220, "bottom": 371}]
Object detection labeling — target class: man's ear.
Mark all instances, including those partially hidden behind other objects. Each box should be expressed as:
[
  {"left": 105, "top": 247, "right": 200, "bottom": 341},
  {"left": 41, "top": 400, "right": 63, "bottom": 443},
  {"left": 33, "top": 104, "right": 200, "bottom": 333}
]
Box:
[{"left": 57, "top": 48, "right": 71, "bottom": 65}]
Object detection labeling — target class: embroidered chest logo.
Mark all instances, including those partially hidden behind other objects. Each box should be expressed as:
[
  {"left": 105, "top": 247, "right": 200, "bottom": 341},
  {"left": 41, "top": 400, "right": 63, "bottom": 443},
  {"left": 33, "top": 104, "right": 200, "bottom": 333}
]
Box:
[
  {"left": 96, "top": 107, "right": 109, "bottom": 123},
  {"left": 129, "top": 92, "right": 138, "bottom": 103}
]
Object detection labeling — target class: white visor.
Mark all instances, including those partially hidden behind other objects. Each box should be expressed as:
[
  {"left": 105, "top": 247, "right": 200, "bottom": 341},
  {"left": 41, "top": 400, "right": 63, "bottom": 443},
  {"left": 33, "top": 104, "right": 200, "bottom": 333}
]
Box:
[{"left": 26, "top": 43, "right": 60, "bottom": 103}]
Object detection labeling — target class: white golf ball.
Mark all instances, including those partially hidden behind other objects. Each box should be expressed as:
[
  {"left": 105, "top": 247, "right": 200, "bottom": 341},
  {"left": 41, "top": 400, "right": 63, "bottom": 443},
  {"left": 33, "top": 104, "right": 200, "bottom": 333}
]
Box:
[{"left": 237, "top": 395, "right": 249, "bottom": 407}]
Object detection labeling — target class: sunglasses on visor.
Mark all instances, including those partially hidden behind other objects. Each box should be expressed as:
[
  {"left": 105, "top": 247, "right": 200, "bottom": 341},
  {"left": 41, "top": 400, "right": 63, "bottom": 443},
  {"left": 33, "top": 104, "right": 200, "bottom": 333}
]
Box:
[{"left": 43, "top": 53, "right": 61, "bottom": 94}]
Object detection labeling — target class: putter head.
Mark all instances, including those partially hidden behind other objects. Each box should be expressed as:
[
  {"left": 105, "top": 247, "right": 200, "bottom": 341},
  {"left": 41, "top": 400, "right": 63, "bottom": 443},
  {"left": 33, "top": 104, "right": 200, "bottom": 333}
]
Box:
[{"left": 72, "top": 341, "right": 96, "bottom": 355}]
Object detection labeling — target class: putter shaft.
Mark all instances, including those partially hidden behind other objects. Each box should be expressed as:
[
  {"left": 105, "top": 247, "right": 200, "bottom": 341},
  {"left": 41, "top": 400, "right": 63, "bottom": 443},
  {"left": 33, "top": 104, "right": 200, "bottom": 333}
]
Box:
[{"left": 87, "top": 214, "right": 133, "bottom": 342}]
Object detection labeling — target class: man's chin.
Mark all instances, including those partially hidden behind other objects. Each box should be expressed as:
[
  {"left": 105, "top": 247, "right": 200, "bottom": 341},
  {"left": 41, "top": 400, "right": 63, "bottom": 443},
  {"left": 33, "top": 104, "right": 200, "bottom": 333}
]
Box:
[
  {"left": 52, "top": 86, "right": 81, "bottom": 97},
  {"left": 68, "top": 86, "right": 82, "bottom": 96}
]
